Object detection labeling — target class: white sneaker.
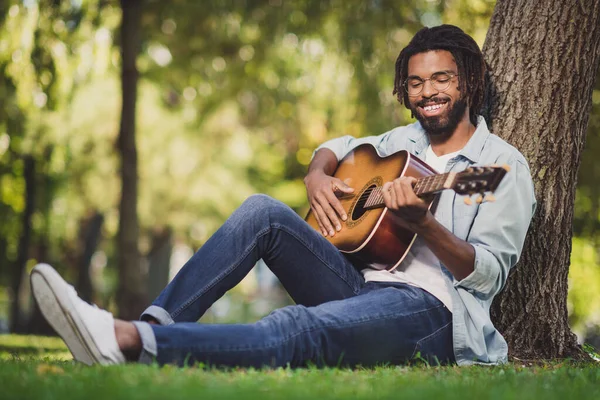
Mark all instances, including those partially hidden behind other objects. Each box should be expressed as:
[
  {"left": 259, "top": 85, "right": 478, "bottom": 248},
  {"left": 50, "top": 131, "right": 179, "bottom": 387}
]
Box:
[{"left": 30, "top": 263, "right": 126, "bottom": 365}]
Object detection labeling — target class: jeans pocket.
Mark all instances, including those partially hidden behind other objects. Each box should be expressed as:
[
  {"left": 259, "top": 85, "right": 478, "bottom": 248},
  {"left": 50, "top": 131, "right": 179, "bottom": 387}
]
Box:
[{"left": 411, "top": 321, "right": 453, "bottom": 365}]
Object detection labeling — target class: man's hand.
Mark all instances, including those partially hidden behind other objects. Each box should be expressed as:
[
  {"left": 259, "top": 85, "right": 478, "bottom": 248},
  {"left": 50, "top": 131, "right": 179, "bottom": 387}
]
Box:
[
  {"left": 304, "top": 171, "right": 354, "bottom": 237},
  {"left": 382, "top": 175, "right": 476, "bottom": 281},
  {"left": 382, "top": 176, "right": 433, "bottom": 232}
]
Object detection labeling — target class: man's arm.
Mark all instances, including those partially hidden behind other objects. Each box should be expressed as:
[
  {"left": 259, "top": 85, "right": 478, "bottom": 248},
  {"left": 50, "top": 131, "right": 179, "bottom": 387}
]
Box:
[
  {"left": 304, "top": 148, "right": 354, "bottom": 237},
  {"left": 382, "top": 157, "right": 536, "bottom": 290},
  {"left": 453, "top": 158, "right": 536, "bottom": 297},
  {"left": 415, "top": 213, "right": 475, "bottom": 281},
  {"left": 307, "top": 147, "right": 338, "bottom": 177},
  {"left": 305, "top": 127, "right": 406, "bottom": 237},
  {"left": 382, "top": 177, "right": 475, "bottom": 280}
]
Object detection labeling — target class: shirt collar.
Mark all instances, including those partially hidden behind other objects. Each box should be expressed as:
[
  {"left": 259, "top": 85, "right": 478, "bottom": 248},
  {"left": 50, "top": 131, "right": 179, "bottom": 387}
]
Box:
[
  {"left": 458, "top": 116, "right": 491, "bottom": 163},
  {"left": 407, "top": 115, "right": 490, "bottom": 163}
]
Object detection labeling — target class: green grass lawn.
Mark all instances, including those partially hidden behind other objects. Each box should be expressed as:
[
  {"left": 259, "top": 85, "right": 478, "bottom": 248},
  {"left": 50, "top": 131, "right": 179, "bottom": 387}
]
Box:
[{"left": 1, "top": 334, "right": 600, "bottom": 400}]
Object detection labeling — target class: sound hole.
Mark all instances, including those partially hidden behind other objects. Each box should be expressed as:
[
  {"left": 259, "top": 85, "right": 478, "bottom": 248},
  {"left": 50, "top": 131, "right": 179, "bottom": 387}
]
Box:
[{"left": 351, "top": 184, "right": 376, "bottom": 221}]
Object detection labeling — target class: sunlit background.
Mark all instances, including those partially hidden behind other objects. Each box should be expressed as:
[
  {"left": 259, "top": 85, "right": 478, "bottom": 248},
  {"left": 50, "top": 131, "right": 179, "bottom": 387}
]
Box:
[{"left": 0, "top": 0, "right": 599, "bottom": 346}]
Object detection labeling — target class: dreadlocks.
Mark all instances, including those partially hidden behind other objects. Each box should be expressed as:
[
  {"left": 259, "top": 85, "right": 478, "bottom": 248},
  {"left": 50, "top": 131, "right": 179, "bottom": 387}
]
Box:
[{"left": 392, "top": 25, "right": 486, "bottom": 126}]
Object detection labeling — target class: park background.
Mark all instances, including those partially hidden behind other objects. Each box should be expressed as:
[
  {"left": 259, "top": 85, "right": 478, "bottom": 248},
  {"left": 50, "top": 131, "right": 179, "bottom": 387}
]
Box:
[{"left": 0, "top": 0, "right": 599, "bottom": 352}]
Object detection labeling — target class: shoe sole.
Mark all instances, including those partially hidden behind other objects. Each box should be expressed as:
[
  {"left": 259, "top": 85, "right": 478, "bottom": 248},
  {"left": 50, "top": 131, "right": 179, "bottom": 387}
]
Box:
[{"left": 30, "top": 264, "right": 103, "bottom": 365}]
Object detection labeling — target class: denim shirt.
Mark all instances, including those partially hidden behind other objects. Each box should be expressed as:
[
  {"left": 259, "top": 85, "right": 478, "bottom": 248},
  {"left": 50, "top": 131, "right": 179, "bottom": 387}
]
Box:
[{"left": 315, "top": 116, "right": 536, "bottom": 365}]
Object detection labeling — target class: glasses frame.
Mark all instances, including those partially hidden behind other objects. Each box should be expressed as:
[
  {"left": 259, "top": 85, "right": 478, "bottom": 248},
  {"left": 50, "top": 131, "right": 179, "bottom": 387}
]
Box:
[{"left": 403, "top": 72, "right": 459, "bottom": 97}]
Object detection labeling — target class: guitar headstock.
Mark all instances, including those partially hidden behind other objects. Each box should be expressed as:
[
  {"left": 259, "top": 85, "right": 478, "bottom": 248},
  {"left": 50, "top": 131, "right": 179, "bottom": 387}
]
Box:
[{"left": 452, "top": 165, "right": 509, "bottom": 203}]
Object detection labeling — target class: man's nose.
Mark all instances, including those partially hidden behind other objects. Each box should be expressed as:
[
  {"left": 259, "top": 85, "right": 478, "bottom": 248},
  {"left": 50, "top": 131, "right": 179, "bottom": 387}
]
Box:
[{"left": 421, "top": 79, "right": 439, "bottom": 98}]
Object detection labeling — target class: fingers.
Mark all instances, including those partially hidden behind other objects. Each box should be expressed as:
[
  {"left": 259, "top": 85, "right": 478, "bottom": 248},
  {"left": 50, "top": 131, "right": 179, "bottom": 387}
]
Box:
[
  {"left": 322, "top": 192, "right": 344, "bottom": 234},
  {"left": 382, "top": 181, "right": 394, "bottom": 208},
  {"left": 383, "top": 176, "right": 424, "bottom": 210},
  {"left": 383, "top": 179, "right": 407, "bottom": 209},
  {"left": 400, "top": 177, "right": 420, "bottom": 203},
  {"left": 332, "top": 178, "right": 355, "bottom": 194},
  {"left": 311, "top": 193, "right": 342, "bottom": 237},
  {"left": 307, "top": 177, "right": 353, "bottom": 237},
  {"left": 393, "top": 178, "right": 408, "bottom": 206},
  {"left": 311, "top": 204, "right": 329, "bottom": 237},
  {"left": 325, "top": 189, "right": 348, "bottom": 223}
]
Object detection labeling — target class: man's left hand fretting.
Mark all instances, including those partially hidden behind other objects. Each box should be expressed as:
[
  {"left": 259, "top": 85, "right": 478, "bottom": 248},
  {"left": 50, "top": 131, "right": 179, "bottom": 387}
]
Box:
[{"left": 382, "top": 176, "right": 433, "bottom": 232}]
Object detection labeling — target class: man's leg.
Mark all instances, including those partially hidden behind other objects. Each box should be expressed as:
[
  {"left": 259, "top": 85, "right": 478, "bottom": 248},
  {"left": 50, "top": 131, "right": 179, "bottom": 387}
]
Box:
[
  {"left": 142, "top": 194, "right": 364, "bottom": 325},
  {"left": 128, "top": 282, "right": 454, "bottom": 367},
  {"left": 30, "top": 194, "right": 366, "bottom": 365},
  {"left": 30, "top": 256, "right": 453, "bottom": 367}
]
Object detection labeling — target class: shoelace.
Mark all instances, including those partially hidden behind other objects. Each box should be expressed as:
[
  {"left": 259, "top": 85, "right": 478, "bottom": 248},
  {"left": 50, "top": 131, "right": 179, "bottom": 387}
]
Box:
[{"left": 67, "top": 284, "right": 111, "bottom": 316}]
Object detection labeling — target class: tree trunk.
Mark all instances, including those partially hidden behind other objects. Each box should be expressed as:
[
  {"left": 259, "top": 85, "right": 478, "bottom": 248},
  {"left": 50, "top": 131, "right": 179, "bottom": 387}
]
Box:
[
  {"left": 147, "top": 227, "right": 173, "bottom": 302},
  {"left": 10, "top": 155, "right": 35, "bottom": 333},
  {"left": 116, "top": 0, "right": 146, "bottom": 320},
  {"left": 482, "top": 0, "right": 600, "bottom": 359},
  {"left": 27, "top": 240, "right": 54, "bottom": 336},
  {"left": 76, "top": 212, "right": 104, "bottom": 304},
  {"left": 27, "top": 146, "right": 56, "bottom": 335}
]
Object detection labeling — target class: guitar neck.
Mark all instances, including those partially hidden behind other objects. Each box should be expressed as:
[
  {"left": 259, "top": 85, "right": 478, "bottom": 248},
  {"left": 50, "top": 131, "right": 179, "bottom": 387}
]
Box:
[{"left": 363, "top": 173, "right": 455, "bottom": 209}]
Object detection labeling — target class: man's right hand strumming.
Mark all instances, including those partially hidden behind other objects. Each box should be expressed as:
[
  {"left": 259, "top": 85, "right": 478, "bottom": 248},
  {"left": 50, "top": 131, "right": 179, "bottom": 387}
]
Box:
[{"left": 304, "top": 149, "right": 354, "bottom": 237}]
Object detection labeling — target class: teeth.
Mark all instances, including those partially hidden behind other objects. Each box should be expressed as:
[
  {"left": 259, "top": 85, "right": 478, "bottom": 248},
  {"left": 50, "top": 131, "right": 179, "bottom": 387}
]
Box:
[{"left": 423, "top": 103, "right": 444, "bottom": 111}]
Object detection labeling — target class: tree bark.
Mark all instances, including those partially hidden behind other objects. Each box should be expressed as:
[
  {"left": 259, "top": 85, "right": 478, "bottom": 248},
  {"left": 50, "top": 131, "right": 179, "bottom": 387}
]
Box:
[
  {"left": 147, "top": 227, "right": 173, "bottom": 302},
  {"left": 27, "top": 146, "right": 55, "bottom": 335},
  {"left": 76, "top": 212, "right": 104, "bottom": 304},
  {"left": 482, "top": 0, "right": 600, "bottom": 359},
  {"left": 27, "top": 240, "right": 54, "bottom": 336},
  {"left": 116, "top": 0, "right": 146, "bottom": 320},
  {"left": 10, "top": 155, "right": 35, "bottom": 333}
]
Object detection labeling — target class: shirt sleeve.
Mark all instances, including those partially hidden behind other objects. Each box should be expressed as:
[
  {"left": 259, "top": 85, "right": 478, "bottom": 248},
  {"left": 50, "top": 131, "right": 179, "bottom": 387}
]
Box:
[
  {"left": 454, "top": 156, "right": 537, "bottom": 299},
  {"left": 312, "top": 128, "right": 404, "bottom": 161}
]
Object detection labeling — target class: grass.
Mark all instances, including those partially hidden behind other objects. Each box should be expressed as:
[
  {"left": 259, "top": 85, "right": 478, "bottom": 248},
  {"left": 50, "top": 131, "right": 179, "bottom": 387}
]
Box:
[{"left": 1, "top": 335, "right": 600, "bottom": 400}]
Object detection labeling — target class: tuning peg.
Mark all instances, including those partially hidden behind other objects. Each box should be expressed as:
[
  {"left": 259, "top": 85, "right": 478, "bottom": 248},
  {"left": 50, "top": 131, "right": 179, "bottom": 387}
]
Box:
[
  {"left": 485, "top": 194, "right": 496, "bottom": 202},
  {"left": 476, "top": 195, "right": 484, "bottom": 204},
  {"left": 463, "top": 197, "right": 473, "bottom": 205}
]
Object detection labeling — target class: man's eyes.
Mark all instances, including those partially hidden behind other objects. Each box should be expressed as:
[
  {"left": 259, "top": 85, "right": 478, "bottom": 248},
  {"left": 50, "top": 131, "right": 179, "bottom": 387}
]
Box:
[{"left": 407, "top": 75, "right": 451, "bottom": 86}]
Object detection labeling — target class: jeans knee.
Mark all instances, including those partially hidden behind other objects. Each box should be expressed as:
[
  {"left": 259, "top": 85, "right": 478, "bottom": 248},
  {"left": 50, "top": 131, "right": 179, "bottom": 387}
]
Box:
[
  {"left": 242, "top": 194, "right": 278, "bottom": 210},
  {"left": 241, "top": 194, "right": 295, "bottom": 225},
  {"left": 259, "top": 305, "right": 311, "bottom": 331}
]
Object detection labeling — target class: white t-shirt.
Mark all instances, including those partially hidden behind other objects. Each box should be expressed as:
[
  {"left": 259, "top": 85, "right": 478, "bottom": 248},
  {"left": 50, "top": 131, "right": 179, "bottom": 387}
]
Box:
[{"left": 362, "top": 145, "right": 460, "bottom": 311}]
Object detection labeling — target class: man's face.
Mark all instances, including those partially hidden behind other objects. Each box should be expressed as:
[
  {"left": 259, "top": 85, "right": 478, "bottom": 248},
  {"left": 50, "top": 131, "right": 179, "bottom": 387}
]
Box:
[{"left": 406, "top": 50, "right": 468, "bottom": 136}]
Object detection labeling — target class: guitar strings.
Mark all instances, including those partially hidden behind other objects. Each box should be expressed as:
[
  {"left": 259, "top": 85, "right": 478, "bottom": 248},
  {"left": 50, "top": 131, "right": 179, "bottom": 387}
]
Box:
[
  {"left": 356, "top": 175, "right": 446, "bottom": 200},
  {"left": 346, "top": 168, "right": 497, "bottom": 207},
  {"left": 351, "top": 173, "right": 450, "bottom": 206}
]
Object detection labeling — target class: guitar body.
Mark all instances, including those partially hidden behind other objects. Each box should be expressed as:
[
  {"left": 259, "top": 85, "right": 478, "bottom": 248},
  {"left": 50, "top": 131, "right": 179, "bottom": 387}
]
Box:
[{"left": 305, "top": 144, "right": 437, "bottom": 271}]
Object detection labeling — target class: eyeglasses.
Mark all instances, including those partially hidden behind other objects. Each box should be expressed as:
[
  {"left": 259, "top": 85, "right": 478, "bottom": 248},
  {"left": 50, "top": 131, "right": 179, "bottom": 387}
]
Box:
[{"left": 403, "top": 72, "right": 458, "bottom": 96}]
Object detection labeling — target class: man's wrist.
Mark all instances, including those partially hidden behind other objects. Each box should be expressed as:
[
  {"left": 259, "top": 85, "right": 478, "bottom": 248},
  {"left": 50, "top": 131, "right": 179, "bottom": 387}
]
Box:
[
  {"left": 304, "top": 169, "right": 325, "bottom": 183},
  {"left": 411, "top": 211, "right": 436, "bottom": 235}
]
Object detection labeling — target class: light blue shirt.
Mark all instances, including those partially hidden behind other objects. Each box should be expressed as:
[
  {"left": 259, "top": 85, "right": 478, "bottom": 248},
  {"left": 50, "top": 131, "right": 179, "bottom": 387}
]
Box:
[{"left": 316, "top": 116, "right": 536, "bottom": 365}]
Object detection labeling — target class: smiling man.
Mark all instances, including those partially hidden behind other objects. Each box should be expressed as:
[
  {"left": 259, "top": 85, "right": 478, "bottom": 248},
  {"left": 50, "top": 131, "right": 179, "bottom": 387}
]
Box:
[
  {"left": 407, "top": 60, "right": 467, "bottom": 136},
  {"left": 31, "top": 25, "right": 536, "bottom": 368}
]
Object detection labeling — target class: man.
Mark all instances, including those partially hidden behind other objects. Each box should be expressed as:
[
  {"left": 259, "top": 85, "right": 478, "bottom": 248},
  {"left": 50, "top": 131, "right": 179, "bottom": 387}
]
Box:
[{"left": 30, "top": 25, "right": 535, "bottom": 367}]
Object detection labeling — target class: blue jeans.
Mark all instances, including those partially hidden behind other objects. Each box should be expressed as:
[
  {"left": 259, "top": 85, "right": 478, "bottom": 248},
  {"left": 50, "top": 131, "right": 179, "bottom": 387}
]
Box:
[{"left": 136, "top": 194, "right": 454, "bottom": 367}]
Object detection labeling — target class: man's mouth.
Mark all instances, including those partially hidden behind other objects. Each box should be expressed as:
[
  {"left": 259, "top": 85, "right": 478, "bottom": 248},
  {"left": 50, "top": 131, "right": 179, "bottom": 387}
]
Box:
[{"left": 418, "top": 100, "right": 449, "bottom": 117}]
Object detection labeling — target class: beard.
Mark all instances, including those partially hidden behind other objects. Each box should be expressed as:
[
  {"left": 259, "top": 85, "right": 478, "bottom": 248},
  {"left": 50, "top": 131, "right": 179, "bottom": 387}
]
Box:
[{"left": 411, "top": 96, "right": 468, "bottom": 137}]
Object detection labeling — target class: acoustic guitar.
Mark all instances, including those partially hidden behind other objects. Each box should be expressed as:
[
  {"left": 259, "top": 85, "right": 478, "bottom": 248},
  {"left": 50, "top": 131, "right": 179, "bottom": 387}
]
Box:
[{"left": 305, "top": 144, "right": 508, "bottom": 271}]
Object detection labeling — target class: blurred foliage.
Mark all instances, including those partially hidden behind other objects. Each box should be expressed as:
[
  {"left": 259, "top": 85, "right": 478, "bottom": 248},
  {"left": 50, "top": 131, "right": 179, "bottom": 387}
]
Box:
[
  {"left": 0, "top": 0, "right": 119, "bottom": 283},
  {"left": 0, "top": 0, "right": 598, "bottom": 335},
  {"left": 568, "top": 238, "right": 600, "bottom": 332},
  {"left": 570, "top": 62, "right": 600, "bottom": 338},
  {"left": 574, "top": 65, "right": 600, "bottom": 237}
]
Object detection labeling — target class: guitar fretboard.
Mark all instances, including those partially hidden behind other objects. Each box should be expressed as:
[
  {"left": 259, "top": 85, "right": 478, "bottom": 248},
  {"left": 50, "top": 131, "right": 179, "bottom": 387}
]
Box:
[{"left": 363, "top": 173, "right": 456, "bottom": 209}]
